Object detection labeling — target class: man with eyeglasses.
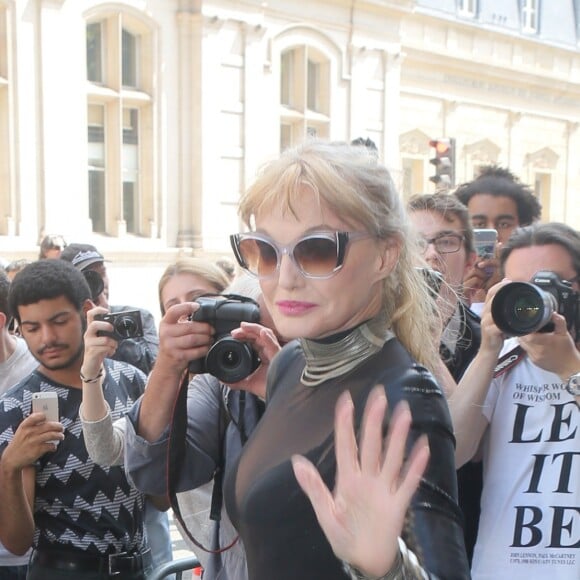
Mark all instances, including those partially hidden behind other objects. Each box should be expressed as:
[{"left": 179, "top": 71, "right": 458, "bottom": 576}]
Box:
[
  {"left": 408, "top": 193, "right": 483, "bottom": 566},
  {"left": 408, "top": 194, "right": 480, "bottom": 380}
]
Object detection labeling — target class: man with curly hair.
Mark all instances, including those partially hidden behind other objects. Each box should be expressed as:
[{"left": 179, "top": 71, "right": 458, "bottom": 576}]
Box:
[{"left": 455, "top": 166, "right": 542, "bottom": 312}]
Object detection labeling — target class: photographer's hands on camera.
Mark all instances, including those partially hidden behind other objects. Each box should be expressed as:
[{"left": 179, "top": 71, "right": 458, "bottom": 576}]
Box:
[
  {"left": 137, "top": 302, "right": 281, "bottom": 443},
  {"left": 158, "top": 302, "right": 280, "bottom": 394},
  {"left": 82, "top": 307, "right": 120, "bottom": 381},
  {"left": 517, "top": 308, "right": 580, "bottom": 380},
  {"left": 481, "top": 279, "right": 580, "bottom": 381},
  {"left": 228, "top": 322, "right": 280, "bottom": 398}
]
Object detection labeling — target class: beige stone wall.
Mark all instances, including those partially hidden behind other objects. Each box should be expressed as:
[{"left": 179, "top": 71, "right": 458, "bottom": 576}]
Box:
[{"left": 0, "top": 0, "right": 578, "bottom": 267}]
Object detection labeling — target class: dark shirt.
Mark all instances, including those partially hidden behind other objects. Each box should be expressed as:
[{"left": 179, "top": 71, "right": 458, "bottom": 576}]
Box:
[
  {"left": 442, "top": 303, "right": 482, "bottom": 566},
  {"left": 224, "top": 338, "right": 470, "bottom": 580},
  {"left": 0, "top": 361, "right": 147, "bottom": 555}
]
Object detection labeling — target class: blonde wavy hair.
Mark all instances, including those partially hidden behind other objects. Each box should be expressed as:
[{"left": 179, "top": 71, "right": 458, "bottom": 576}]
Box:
[
  {"left": 158, "top": 257, "right": 231, "bottom": 315},
  {"left": 237, "top": 140, "right": 441, "bottom": 370}
]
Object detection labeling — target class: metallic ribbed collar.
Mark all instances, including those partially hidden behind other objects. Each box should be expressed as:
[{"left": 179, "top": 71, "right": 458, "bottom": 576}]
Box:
[{"left": 299, "top": 314, "right": 394, "bottom": 387}]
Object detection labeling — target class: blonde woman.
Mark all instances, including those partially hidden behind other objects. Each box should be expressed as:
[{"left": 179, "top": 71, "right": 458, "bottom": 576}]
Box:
[{"left": 223, "top": 140, "right": 469, "bottom": 579}]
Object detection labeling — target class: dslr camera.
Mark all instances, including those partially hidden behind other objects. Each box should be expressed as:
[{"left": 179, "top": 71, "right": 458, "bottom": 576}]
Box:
[
  {"left": 416, "top": 267, "right": 444, "bottom": 297},
  {"left": 95, "top": 310, "right": 144, "bottom": 341},
  {"left": 188, "top": 295, "right": 261, "bottom": 383},
  {"left": 491, "top": 271, "right": 580, "bottom": 341}
]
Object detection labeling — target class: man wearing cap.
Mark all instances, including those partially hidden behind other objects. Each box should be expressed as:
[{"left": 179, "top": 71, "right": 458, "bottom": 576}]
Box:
[
  {"left": 59, "top": 244, "right": 171, "bottom": 574},
  {"left": 60, "top": 243, "right": 158, "bottom": 376}
]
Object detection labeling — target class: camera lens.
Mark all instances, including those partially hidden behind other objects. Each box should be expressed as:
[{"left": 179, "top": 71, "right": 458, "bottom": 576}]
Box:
[
  {"left": 206, "top": 337, "right": 257, "bottom": 383},
  {"left": 115, "top": 316, "right": 139, "bottom": 339},
  {"left": 512, "top": 293, "right": 542, "bottom": 324},
  {"left": 492, "top": 282, "right": 557, "bottom": 336}
]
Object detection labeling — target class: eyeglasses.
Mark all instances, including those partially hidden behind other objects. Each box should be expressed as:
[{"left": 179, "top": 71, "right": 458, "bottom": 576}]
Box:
[
  {"left": 418, "top": 233, "right": 464, "bottom": 255},
  {"left": 230, "top": 231, "right": 372, "bottom": 279}
]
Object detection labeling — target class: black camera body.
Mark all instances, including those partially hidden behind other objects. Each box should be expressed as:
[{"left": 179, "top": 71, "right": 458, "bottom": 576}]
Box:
[
  {"left": 95, "top": 310, "right": 144, "bottom": 341},
  {"left": 416, "top": 267, "right": 444, "bottom": 297},
  {"left": 491, "top": 270, "right": 580, "bottom": 340},
  {"left": 188, "top": 295, "right": 261, "bottom": 383}
]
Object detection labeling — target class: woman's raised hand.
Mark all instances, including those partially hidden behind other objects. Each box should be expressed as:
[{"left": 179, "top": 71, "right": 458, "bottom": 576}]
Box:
[{"left": 291, "top": 387, "right": 429, "bottom": 579}]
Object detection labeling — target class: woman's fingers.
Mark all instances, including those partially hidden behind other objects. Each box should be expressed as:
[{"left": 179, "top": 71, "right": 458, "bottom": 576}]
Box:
[
  {"left": 359, "top": 386, "right": 387, "bottom": 474},
  {"left": 334, "top": 391, "right": 359, "bottom": 478}
]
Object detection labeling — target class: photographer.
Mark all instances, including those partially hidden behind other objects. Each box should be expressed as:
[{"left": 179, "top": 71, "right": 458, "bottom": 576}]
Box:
[
  {"left": 60, "top": 243, "right": 159, "bottom": 376},
  {"left": 123, "top": 273, "right": 281, "bottom": 580},
  {"left": 449, "top": 222, "right": 580, "bottom": 578}
]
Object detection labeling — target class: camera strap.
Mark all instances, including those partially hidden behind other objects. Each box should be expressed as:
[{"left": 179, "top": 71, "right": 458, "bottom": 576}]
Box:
[
  {"left": 167, "top": 373, "right": 239, "bottom": 554},
  {"left": 493, "top": 345, "right": 525, "bottom": 378}
]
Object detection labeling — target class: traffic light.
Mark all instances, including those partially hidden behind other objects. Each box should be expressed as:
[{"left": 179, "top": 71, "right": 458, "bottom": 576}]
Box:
[{"left": 429, "top": 138, "right": 456, "bottom": 190}]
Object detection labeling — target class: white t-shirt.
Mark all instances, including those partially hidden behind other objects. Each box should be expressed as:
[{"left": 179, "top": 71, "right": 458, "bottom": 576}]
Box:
[
  {"left": 0, "top": 337, "right": 37, "bottom": 395},
  {"left": 0, "top": 336, "right": 37, "bottom": 566},
  {"left": 472, "top": 338, "right": 580, "bottom": 579}
]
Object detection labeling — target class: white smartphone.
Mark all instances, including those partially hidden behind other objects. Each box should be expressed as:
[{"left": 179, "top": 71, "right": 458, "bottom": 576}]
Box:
[
  {"left": 32, "top": 392, "right": 60, "bottom": 446},
  {"left": 473, "top": 228, "right": 498, "bottom": 260},
  {"left": 31, "top": 392, "right": 60, "bottom": 423}
]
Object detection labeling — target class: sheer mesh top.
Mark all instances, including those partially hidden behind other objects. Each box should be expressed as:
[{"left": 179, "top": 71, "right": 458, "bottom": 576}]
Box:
[{"left": 223, "top": 329, "right": 469, "bottom": 580}]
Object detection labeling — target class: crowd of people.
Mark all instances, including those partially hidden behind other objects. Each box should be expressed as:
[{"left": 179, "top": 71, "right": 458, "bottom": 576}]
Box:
[{"left": 0, "top": 139, "right": 578, "bottom": 580}]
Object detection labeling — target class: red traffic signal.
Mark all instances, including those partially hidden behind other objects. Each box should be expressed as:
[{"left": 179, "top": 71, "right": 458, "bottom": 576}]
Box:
[{"left": 429, "top": 138, "right": 455, "bottom": 190}]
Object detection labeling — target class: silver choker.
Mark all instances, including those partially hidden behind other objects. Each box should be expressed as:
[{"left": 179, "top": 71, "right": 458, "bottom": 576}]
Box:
[{"left": 299, "top": 315, "right": 393, "bottom": 387}]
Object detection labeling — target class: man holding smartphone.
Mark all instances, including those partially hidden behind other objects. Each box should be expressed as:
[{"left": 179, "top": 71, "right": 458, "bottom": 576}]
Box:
[
  {"left": 454, "top": 165, "right": 542, "bottom": 311},
  {"left": 0, "top": 260, "right": 151, "bottom": 579}
]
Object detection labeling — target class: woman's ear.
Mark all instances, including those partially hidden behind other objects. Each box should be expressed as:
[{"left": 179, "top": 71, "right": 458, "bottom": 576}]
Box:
[{"left": 376, "top": 239, "right": 401, "bottom": 281}]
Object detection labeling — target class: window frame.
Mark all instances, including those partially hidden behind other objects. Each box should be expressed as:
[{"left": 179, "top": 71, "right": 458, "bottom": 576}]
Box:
[
  {"left": 279, "top": 44, "right": 331, "bottom": 151},
  {"left": 85, "top": 12, "right": 154, "bottom": 237},
  {"left": 458, "top": 0, "right": 478, "bottom": 18},
  {"left": 521, "top": 0, "right": 539, "bottom": 34}
]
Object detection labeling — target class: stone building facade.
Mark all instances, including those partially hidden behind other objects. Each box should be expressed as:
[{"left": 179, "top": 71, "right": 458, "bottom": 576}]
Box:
[{"left": 1, "top": 0, "right": 579, "bottom": 265}]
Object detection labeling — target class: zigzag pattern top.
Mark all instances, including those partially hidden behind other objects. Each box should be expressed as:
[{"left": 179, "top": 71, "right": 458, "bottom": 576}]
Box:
[{"left": 0, "top": 359, "right": 147, "bottom": 555}]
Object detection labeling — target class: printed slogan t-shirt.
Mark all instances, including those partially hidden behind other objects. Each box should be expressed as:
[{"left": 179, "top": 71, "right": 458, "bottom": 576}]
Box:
[{"left": 472, "top": 338, "right": 579, "bottom": 579}]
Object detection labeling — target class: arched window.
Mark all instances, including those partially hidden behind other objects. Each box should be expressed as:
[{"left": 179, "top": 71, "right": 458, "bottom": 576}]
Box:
[
  {"left": 279, "top": 45, "right": 330, "bottom": 150},
  {"left": 85, "top": 13, "right": 155, "bottom": 237}
]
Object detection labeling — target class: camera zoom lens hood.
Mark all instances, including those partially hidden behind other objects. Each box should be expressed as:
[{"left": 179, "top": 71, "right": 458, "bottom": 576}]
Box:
[
  {"left": 206, "top": 337, "right": 258, "bottom": 383},
  {"left": 491, "top": 281, "right": 558, "bottom": 337}
]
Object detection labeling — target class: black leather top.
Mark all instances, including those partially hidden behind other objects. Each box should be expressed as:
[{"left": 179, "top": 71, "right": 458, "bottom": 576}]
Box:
[{"left": 224, "top": 337, "right": 471, "bottom": 580}]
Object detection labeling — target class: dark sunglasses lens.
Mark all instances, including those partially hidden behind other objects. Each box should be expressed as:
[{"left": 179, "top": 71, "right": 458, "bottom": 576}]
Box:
[
  {"left": 294, "top": 236, "right": 339, "bottom": 276},
  {"left": 238, "top": 238, "right": 278, "bottom": 277}
]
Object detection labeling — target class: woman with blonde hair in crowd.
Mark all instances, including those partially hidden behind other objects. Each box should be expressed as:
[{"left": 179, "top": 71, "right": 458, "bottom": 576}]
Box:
[
  {"left": 82, "top": 257, "right": 280, "bottom": 579},
  {"left": 125, "top": 140, "right": 469, "bottom": 579},
  {"left": 157, "top": 257, "right": 231, "bottom": 315},
  {"left": 222, "top": 139, "right": 469, "bottom": 578}
]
